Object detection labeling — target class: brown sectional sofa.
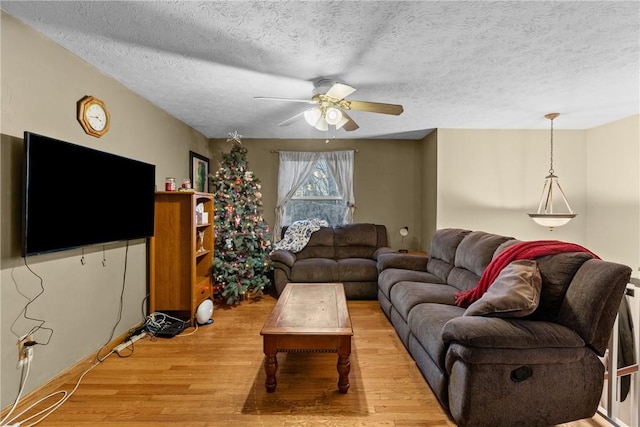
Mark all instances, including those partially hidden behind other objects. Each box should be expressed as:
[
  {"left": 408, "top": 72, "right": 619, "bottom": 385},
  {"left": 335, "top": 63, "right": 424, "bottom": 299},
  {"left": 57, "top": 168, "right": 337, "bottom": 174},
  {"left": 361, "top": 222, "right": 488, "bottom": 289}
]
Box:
[
  {"left": 270, "top": 223, "right": 392, "bottom": 299},
  {"left": 377, "top": 228, "right": 632, "bottom": 427}
]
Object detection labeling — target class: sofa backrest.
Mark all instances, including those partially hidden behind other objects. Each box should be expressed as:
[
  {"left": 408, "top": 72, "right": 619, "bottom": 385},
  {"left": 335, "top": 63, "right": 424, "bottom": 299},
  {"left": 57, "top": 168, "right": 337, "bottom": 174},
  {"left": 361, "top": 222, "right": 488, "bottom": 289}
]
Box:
[
  {"left": 527, "top": 252, "right": 593, "bottom": 321},
  {"left": 426, "top": 228, "right": 471, "bottom": 282},
  {"left": 555, "top": 258, "right": 631, "bottom": 355},
  {"left": 284, "top": 223, "right": 388, "bottom": 260},
  {"left": 447, "top": 231, "right": 513, "bottom": 291},
  {"left": 290, "top": 226, "right": 335, "bottom": 259},
  {"left": 335, "top": 223, "right": 387, "bottom": 259}
]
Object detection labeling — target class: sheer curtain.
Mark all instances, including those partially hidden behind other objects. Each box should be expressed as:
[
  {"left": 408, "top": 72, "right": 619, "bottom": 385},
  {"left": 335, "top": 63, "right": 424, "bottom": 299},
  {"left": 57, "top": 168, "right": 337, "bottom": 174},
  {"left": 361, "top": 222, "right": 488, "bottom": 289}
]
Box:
[
  {"left": 274, "top": 151, "right": 321, "bottom": 241},
  {"left": 325, "top": 150, "right": 355, "bottom": 224}
]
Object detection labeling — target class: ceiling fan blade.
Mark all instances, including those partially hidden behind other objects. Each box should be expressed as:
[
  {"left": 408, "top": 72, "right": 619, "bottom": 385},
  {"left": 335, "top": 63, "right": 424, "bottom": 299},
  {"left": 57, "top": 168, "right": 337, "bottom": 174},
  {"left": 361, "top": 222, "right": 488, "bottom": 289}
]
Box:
[
  {"left": 278, "top": 111, "right": 306, "bottom": 127},
  {"left": 325, "top": 83, "right": 357, "bottom": 101},
  {"left": 340, "top": 112, "right": 359, "bottom": 131},
  {"left": 254, "top": 96, "right": 316, "bottom": 104},
  {"left": 346, "top": 100, "right": 404, "bottom": 115}
]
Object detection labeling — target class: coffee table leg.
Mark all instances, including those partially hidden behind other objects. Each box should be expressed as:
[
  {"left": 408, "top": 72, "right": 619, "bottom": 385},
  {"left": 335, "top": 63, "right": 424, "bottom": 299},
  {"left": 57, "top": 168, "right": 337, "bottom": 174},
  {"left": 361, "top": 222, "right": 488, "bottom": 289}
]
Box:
[
  {"left": 337, "top": 336, "right": 351, "bottom": 393},
  {"left": 264, "top": 337, "right": 278, "bottom": 392}
]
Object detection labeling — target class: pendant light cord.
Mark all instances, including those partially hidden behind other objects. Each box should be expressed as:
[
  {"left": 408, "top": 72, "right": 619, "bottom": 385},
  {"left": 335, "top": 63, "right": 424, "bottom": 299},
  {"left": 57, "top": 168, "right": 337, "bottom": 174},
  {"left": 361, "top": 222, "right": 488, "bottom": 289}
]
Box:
[{"left": 549, "top": 117, "right": 554, "bottom": 175}]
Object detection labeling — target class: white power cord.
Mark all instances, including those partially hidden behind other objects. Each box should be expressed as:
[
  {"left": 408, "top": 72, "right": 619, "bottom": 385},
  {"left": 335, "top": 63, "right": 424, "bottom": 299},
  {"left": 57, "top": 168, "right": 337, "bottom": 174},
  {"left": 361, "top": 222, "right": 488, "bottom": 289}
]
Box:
[
  {"left": 3, "top": 318, "right": 191, "bottom": 426},
  {"left": 0, "top": 355, "right": 31, "bottom": 427},
  {"left": 4, "top": 241, "right": 135, "bottom": 425},
  {"left": 1, "top": 351, "right": 110, "bottom": 427}
]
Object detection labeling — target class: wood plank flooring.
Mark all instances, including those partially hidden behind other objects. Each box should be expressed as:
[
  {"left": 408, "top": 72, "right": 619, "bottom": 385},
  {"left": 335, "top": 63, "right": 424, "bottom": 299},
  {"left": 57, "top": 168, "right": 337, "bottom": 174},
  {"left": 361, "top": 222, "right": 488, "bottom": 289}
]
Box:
[{"left": 4, "top": 293, "right": 610, "bottom": 426}]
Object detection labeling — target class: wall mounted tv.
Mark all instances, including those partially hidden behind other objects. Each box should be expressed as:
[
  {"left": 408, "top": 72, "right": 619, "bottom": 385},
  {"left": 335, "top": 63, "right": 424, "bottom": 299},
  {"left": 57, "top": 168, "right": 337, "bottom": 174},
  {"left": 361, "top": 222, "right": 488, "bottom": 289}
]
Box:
[{"left": 23, "top": 131, "right": 156, "bottom": 256}]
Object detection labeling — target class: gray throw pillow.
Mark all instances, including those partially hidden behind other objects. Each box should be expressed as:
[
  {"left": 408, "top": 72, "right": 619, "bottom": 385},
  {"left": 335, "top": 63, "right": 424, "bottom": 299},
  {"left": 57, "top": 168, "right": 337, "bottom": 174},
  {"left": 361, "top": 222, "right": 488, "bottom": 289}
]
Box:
[{"left": 464, "top": 259, "right": 542, "bottom": 317}]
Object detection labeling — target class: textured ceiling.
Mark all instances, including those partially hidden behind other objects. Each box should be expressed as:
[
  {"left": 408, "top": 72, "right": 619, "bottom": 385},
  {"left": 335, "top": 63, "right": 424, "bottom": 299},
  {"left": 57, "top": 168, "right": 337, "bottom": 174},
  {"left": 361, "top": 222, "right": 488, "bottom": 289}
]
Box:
[{"left": 2, "top": 1, "right": 639, "bottom": 139}]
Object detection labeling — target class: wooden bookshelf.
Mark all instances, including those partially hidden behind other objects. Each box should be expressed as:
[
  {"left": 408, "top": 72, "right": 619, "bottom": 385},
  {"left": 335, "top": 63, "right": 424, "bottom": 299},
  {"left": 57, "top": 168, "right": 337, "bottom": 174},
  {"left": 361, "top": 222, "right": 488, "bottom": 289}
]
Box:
[{"left": 149, "top": 191, "right": 214, "bottom": 326}]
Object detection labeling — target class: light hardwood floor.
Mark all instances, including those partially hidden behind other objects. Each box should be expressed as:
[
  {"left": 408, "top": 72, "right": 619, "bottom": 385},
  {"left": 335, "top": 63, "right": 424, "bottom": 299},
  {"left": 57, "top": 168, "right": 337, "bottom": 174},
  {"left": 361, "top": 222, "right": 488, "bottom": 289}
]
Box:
[{"left": 5, "top": 293, "right": 611, "bottom": 426}]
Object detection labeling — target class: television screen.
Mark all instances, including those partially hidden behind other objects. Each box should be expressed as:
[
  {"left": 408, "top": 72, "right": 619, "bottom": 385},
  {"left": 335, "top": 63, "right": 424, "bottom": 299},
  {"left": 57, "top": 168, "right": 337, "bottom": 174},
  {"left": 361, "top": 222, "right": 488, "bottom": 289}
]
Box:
[{"left": 23, "top": 131, "right": 156, "bottom": 256}]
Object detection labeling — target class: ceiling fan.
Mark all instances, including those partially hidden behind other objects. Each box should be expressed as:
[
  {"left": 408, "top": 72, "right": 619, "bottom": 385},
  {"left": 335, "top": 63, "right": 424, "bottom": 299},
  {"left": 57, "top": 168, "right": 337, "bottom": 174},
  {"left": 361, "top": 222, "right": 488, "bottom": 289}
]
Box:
[{"left": 255, "top": 79, "right": 404, "bottom": 132}]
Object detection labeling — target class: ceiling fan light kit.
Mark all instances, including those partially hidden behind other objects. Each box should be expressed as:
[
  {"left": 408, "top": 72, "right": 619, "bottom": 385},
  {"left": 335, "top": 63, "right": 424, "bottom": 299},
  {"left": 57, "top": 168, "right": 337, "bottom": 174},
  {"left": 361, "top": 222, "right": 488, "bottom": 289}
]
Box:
[
  {"left": 303, "top": 107, "right": 323, "bottom": 129},
  {"left": 324, "top": 107, "right": 343, "bottom": 125},
  {"left": 256, "top": 79, "right": 403, "bottom": 133}
]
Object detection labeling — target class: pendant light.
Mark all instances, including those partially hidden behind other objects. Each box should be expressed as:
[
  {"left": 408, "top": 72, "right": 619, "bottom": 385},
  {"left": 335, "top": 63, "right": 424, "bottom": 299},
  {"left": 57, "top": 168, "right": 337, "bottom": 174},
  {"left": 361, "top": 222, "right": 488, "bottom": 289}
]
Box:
[{"left": 528, "top": 113, "right": 576, "bottom": 230}]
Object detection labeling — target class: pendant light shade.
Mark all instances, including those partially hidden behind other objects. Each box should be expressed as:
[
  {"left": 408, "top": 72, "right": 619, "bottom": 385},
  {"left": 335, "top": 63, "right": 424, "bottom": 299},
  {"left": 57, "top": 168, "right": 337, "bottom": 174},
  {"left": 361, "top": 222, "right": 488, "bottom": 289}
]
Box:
[{"left": 528, "top": 113, "right": 576, "bottom": 230}]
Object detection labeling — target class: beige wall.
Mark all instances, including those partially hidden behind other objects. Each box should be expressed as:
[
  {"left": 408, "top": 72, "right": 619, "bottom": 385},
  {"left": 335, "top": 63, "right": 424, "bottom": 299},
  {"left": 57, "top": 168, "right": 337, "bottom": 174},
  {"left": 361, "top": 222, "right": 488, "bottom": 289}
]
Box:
[
  {"left": 436, "top": 128, "right": 587, "bottom": 243},
  {"left": 1, "top": 12, "right": 209, "bottom": 406},
  {"left": 209, "top": 137, "right": 427, "bottom": 250},
  {"left": 585, "top": 114, "right": 639, "bottom": 274},
  {"left": 435, "top": 120, "right": 640, "bottom": 277},
  {"left": 419, "top": 130, "right": 438, "bottom": 251}
]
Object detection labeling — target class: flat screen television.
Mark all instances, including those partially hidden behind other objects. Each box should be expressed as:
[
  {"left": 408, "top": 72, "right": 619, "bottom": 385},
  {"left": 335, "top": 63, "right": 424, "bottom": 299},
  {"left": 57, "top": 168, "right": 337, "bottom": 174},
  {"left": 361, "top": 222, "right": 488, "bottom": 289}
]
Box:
[{"left": 23, "top": 131, "right": 156, "bottom": 256}]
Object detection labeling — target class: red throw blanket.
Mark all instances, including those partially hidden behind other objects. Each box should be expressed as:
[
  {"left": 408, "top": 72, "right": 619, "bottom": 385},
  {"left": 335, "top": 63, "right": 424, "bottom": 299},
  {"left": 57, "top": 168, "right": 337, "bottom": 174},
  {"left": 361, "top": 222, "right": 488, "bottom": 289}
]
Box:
[{"left": 454, "top": 240, "right": 599, "bottom": 307}]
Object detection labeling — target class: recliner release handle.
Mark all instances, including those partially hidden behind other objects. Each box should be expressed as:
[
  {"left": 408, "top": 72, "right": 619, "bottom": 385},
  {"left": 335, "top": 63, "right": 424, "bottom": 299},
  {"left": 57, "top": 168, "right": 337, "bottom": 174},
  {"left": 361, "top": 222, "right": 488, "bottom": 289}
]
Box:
[{"left": 510, "top": 366, "right": 533, "bottom": 382}]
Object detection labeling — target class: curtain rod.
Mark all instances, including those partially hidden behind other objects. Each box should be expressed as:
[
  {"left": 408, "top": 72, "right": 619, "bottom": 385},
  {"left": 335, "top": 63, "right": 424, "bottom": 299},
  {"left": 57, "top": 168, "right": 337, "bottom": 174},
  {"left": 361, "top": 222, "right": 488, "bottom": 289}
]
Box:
[{"left": 270, "top": 149, "right": 359, "bottom": 153}]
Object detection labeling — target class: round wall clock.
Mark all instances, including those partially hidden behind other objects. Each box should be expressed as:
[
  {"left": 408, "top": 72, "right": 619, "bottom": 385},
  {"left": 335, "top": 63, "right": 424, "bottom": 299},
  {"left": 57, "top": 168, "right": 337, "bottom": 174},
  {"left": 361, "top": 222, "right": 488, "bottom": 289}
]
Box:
[{"left": 77, "top": 95, "right": 110, "bottom": 138}]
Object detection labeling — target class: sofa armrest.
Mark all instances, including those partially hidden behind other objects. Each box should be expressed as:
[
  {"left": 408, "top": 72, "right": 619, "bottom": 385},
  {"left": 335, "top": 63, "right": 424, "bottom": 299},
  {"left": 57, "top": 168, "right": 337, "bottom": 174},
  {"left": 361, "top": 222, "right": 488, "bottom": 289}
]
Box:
[
  {"left": 270, "top": 249, "right": 297, "bottom": 268},
  {"left": 374, "top": 246, "right": 395, "bottom": 259},
  {"left": 442, "top": 316, "right": 585, "bottom": 350},
  {"left": 377, "top": 252, "right": 428, "bottom": 272}
]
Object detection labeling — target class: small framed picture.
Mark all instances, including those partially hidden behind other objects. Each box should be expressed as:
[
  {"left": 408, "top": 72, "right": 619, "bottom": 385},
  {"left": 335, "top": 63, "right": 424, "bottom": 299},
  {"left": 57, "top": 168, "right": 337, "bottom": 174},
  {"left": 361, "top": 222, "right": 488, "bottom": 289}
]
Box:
[{"left": 189, "top": 151, "right": 210, "bottom": 193}]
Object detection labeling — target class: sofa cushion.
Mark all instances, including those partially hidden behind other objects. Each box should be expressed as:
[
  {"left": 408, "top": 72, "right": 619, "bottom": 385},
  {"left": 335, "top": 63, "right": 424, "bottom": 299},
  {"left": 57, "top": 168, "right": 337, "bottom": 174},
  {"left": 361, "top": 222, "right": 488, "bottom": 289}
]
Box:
[
  {"left": 428, "top": 228, "right": 471, "bottom": 264},
  {"left": 442, "top": 316, "right": 585, "bottom": 350},
  {"left": 426, "top": 228, "right": 471, "bottom": 281},
  {"left": 377, "top": 252, "right": 429, "bottom": 272},
  {"left": 290, "top": 258, "right": 338, "bottom": 282},
  {"left": 427, "top": 258, "right": 458, "bottom": 285},
  {"left": 463, "top": 260, "right": 542, "bottom": 317},
  {"left": 378, "top": 268, "right": 444, "bottom": 299},
  {"left": 454, "top": 231, "right": 513, "bottom": 277},
  {"left": 447, "top": 231, "right": 512, "bottom": 292},
  {"left": 335, "top": 223, "right": 379, "bottom": 259},
  {"left": 294, "top": 227, "right": 336, "bottom": 259},
  {"left": 390, "top": 282, "right": 458, "bottom": 321},
  {"left": 334, "top": 223, "right": 378, "bottom": 245},
  {"left": 493, "top": 239, "right": 520, "bottom": 258},
  {"left": 530, "top": 252, "right": 593, "bottom": 321},
  {"left": 556, "top": 258, "right": 633, "bottom": 355},
  {"left": 337, "top": 258, "right": 378, "bottom": 282},
  {"left": 446, "top": 268, "right": 481, "bottom": 293},
  {"left": 408, "top": 303, "right": 466, "bottom": 371}
]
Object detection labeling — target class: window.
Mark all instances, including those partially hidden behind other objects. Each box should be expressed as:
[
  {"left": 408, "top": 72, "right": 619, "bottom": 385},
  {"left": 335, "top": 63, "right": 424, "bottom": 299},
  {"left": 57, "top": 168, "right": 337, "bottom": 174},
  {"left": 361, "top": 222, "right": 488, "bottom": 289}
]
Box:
[
  {"left": 274, "top": 150, "right": 355, "bottom": 239},
  {"left": 283, "top": 158, "right": 345, "bottom": 226}
]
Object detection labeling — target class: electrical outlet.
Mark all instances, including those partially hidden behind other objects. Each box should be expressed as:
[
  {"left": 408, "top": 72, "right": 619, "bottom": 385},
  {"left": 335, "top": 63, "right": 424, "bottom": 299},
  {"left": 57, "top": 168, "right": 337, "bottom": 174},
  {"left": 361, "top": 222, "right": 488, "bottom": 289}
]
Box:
[{"left": 18, "top": 335, "right": 33, "bottom": 363}]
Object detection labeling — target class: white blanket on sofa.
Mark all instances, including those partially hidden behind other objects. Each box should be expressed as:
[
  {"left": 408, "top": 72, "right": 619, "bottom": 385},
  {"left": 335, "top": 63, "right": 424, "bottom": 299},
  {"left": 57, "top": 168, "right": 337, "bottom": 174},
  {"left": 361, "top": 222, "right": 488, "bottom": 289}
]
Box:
[{"left": 272, "top": 219, "right": 329, "bottom": 253}]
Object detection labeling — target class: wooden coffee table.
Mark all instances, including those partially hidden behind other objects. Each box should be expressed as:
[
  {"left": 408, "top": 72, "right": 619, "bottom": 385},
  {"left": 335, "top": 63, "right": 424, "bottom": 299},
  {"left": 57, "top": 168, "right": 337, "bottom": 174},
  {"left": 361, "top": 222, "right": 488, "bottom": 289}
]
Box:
[{"left": 260, "top": 282, "right": 353, "bottom": 393}]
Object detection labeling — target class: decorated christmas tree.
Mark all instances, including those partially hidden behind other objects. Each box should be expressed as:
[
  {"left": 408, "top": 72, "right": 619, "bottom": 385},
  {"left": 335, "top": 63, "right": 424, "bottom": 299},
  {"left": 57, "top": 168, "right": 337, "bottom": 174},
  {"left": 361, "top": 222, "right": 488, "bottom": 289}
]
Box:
[{"left": 210, "top": 131, "right": 273, "bottom": 305}]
